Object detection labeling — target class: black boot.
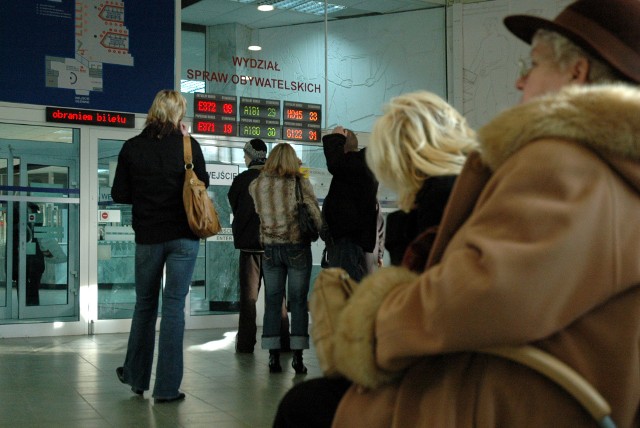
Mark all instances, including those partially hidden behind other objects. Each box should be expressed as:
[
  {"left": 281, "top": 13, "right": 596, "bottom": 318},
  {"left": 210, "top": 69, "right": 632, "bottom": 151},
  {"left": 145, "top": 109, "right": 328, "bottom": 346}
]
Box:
[
  {"left": 292, "top": 350, "right": 307, "bottom": 374},
  {"left": 269, "top": 349, "right": 282, "bottom": 373}
]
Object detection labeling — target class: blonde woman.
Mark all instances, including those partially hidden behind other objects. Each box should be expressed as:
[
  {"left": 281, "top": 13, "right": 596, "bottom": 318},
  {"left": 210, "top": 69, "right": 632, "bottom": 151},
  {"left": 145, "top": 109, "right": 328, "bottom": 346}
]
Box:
[
  {"left": 112, "top": 90, "right": 208, "bottom": 403},
  {"left": 366, "top": 91, "right": 477, "bottom": 267},
  {"left": 249, "top": 143, "right": 322, "bottom": 374}
]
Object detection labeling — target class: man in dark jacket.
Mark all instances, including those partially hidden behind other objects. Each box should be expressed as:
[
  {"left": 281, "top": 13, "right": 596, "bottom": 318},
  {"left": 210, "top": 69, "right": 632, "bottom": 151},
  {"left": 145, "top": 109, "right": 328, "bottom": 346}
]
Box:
[
  {"left": 228, "top": 139, "right": 289, "bottom": 353},
  {"left": 322, "top": 126, "right": 379, "bottom": 281}
]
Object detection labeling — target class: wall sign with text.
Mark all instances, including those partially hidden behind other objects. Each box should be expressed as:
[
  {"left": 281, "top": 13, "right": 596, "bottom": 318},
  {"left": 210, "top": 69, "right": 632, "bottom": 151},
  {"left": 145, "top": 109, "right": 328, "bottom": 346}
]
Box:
[{"left": 46, "top": 107, "right": 135, "bottom": 128}]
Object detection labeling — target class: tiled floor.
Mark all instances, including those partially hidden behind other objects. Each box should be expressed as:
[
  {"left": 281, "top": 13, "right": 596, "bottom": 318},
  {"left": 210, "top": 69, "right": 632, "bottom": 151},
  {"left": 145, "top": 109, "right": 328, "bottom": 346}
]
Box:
[{"left": 0, "top": 328, "right": 322, "bottom": 427}]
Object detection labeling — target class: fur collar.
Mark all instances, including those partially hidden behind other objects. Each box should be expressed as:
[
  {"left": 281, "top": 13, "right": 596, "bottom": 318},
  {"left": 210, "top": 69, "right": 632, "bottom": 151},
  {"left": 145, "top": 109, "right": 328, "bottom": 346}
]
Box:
[{"left": 478, "top": 84, "right": 640, "bottom": 172}]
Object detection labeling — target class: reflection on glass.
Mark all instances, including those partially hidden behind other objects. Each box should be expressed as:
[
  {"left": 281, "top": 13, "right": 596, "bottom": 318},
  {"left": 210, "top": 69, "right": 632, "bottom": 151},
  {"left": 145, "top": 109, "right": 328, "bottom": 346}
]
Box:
[
  {"left": 0, "top": 123, "right": 79, "bottom": 323},
  {"left": 0, "top": 198, "right": 6, "bottom": 308},
  {"left": 97, "top": 141, "right": 138, "bottom": 319}
]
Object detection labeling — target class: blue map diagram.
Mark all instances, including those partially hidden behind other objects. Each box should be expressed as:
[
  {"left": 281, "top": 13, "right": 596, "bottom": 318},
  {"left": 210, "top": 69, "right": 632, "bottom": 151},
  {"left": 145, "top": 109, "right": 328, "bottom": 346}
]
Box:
[{"left": 46, "top": 0, "right": 134, "bottom": 96}]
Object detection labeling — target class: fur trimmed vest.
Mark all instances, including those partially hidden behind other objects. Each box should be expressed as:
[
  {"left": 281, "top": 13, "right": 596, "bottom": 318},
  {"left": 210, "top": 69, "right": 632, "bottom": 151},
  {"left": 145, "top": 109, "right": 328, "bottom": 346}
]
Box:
[{"left": 248, "top": 172, "right": 322, "bottom": 245}]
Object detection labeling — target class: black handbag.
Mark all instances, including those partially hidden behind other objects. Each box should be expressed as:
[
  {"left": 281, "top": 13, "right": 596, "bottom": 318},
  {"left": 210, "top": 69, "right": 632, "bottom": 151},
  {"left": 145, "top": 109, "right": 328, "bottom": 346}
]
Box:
[{"left": 295, "top": 177, "right": 319, "bottom": 242}]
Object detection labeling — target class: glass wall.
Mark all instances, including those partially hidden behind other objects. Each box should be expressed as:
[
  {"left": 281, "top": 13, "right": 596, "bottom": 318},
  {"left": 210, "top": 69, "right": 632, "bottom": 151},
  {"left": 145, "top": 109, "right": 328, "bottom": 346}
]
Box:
[
  {"left": 177, "top": 1, "right": 447, "bottom": 317},
  {"left": 180, "top": 1, "right": 447, "bottom": 133}
]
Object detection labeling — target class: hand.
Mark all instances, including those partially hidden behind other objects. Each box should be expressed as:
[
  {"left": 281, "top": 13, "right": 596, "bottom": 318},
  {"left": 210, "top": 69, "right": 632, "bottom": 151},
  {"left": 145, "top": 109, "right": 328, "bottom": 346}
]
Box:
[
  {"left": 180, "top": 122, "right": 189, "bottom": 136},
  {"left": 331, "top": 126, "right": 348, "bottom": 137},
  {"left": 332, "top": 266, "right": 418, "bottom": 389}
]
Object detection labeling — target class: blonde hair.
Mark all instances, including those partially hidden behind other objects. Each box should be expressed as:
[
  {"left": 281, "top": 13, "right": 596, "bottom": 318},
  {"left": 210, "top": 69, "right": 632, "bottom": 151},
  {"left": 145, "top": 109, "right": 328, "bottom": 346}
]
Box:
[
  {"left": 367, "top": 91, "right": 478, "bottom": 212},
  {"left": 144, "top": 90, "right": 187, "bottom": 137},
  {"left": 532, "top": 30, "right": 627, "bottom": 84},
  {"left": 263, "top": 143, "right": 301, "bottom": 177}
]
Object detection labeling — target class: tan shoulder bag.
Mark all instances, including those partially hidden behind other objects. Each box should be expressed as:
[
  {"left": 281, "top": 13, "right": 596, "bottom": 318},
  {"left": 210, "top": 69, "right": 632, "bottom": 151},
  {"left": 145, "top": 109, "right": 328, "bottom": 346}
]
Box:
[{"left": 182, "top": 135, "right": 221, "bottom": 238}]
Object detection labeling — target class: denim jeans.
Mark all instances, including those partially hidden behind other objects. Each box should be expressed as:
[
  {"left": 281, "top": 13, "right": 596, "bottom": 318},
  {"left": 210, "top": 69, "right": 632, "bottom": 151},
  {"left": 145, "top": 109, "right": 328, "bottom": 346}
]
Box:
[
  {"left": 326, "top": 237, "right": 367, "bottom": 281},
  {"left": 261, "top": 244, "right": 312, "bottom": 350},
  {"left": 121, "top": 238, "right": 199, "bottom": 399},
  {"left": 237, "top": 251, "right": 290, "bottom": 352}
]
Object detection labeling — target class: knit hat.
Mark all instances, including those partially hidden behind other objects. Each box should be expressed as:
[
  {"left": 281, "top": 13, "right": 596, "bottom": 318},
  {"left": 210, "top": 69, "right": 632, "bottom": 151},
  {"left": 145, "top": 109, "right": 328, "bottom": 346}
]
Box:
[{"left": 243, "top": 139, "right": 268, "bottom": 161}]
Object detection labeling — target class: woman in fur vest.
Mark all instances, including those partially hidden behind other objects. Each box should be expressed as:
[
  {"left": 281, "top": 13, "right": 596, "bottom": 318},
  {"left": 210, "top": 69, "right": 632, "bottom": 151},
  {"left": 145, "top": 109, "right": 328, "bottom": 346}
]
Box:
[
  {"left": 274, "top": 1, "right": 640, "bottom": 427},
  {"left": 249, "top": 143, "right": 322, "bottom": 374}
]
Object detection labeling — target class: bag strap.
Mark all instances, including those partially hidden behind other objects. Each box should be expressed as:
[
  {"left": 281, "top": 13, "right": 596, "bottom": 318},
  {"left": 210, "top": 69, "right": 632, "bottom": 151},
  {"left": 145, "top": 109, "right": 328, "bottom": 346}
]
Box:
[
  {"left": 478, "top": 346, "right": 616, "bottom": 428},
  {"left": 295, "top": 176, "right": 303, "bottom": 203},
  {"left": 183, "top": 135, "right": 194, "bottom": 168}
]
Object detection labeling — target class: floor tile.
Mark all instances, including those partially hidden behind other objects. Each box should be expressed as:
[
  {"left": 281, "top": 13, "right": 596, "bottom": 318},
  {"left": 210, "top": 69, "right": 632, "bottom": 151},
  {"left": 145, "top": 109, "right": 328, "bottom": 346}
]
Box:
[{"left": 0, "top": 328, "right": 323, "bottom": 427}]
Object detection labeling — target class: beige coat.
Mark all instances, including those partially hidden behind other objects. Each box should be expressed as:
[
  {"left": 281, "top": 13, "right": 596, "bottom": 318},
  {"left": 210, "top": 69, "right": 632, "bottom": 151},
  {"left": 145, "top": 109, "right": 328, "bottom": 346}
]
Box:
[{"left": 331, "top": 84, "right": 640, "bottom": 427}]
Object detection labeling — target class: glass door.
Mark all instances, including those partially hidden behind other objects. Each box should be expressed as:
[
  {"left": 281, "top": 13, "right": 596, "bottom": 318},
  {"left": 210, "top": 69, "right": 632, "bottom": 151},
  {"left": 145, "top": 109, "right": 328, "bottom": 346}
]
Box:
[{"left": 0, "top": 125, "right": 80, "bottom": 322}]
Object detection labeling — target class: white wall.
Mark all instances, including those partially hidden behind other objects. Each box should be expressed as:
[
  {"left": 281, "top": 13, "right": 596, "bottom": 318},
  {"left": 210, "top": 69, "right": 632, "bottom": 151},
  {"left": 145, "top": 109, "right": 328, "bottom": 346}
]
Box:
[{"left": 457, "top": 0, "right": 573, "bottom": 128}]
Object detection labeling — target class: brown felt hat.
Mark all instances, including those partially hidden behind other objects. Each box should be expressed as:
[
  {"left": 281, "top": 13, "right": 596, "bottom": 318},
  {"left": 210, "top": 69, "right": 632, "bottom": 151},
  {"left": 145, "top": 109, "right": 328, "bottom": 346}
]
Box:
[{"left": 504, "top": 0, "right": 640, "bottom": 83}]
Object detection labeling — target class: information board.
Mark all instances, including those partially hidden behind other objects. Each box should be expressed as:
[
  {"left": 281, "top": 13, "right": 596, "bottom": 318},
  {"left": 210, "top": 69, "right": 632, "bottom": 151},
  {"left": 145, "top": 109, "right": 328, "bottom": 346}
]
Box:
[
  {"left": 239, "top": 97, "right": 281, "bottom": 139},
  {"left": 282, "top": 101, "right": 322, "bottom": 143},
  {"left": 193, "top": 93, "right": 238, "bottom": 136}
]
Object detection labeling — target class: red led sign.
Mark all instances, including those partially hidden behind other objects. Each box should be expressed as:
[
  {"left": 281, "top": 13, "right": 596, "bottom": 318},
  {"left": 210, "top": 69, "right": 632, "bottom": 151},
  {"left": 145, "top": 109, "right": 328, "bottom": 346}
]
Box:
[
  {"left": 195, "top": 99, "right": 236, "bottom": 115},
  {"left": 45, "top": 107, "right": 135, "bottom": 128},
  {"left": 282, "top": 125, "right": 320, "bottom": 143},
  {"left": 282, "top": 101, "right": 321, "bottom": 124},
  {"left": 194, "top": 93, "right": 237, "bottom": 117},
  {"left": 194, "top": 118, "right": 237, "bottom": 136}
]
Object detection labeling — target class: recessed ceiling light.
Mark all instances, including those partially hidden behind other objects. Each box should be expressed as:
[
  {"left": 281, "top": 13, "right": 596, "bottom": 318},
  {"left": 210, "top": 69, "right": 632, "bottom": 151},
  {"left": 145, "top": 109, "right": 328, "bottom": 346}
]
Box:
[
  {"left": 258, "top": 5, "right": 274, "bottom": 11},
  {"left": 248, "top": 45, "right": 262, "bottom": 51}
]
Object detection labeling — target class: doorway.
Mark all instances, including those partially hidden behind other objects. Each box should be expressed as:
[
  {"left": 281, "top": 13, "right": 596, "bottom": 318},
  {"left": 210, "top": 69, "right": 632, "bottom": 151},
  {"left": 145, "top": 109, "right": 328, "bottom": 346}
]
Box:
[{"left": 0, "top": 124, "right": 79, "bottom": 322}]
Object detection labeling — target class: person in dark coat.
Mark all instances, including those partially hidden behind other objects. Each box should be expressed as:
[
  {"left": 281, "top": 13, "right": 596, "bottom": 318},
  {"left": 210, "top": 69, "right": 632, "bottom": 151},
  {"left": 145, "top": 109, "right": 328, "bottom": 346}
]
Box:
[
  {"left": 12, "top": 202, "right": 51, "bottom": 306},
  {"left": 227, "top": 139, "right": 290, "bottom": 353},
  {"left": 112, "top": 89, "right": 207, "bottom": 403},
  {"left": 322, "top": 126, "right": 378, "bottom": 281}
]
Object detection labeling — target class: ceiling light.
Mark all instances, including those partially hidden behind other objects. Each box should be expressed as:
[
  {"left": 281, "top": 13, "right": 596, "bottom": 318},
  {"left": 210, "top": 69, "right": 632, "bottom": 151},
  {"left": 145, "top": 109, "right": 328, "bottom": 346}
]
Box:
[
  {"left": 248, "top": 45, "right": 262, "bottom": 51},
  {"left": 258, "top": 5, "right": 274, "bottom": 11}
]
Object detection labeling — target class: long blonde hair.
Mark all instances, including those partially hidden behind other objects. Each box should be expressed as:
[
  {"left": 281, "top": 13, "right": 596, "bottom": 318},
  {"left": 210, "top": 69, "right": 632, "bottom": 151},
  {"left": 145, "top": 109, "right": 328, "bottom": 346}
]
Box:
[
  {"left": 263, "top": 143, "right": 301, "bottom": 178},
  {"left": 367, "top": 91, "right": 477, "bottom": 212}
]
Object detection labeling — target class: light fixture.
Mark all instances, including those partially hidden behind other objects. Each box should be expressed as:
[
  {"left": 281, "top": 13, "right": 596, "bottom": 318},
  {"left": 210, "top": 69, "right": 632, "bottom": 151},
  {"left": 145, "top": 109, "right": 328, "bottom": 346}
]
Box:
[
  {"left": 248, "top": 45, "right": 262, "bottom": 51},
  {"left": 258, "top": 4, "right": 274, "bottom": 11}
]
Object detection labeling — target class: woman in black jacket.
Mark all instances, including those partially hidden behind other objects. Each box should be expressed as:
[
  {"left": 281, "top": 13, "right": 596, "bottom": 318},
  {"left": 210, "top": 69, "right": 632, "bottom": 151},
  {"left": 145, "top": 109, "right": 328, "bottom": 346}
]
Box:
[
  {"left": 112, "top": 89, "right": 209, "bottom": 403},
  {"left": 369, "top": 91, "right": 478, "bottom": 268}
]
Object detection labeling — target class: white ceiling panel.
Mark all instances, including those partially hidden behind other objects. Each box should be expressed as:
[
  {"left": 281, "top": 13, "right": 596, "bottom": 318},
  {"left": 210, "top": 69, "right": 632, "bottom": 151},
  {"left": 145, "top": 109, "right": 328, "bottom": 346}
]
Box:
[{"left": 182, "top": 0, "right": 446, "bottom": 29}]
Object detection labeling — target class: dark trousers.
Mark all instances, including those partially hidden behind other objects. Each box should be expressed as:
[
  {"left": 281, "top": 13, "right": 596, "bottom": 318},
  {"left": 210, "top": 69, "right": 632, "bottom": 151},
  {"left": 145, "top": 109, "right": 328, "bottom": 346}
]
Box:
[
  {"left": 237, "top": 251, "right": 290, "bottom": 352},
  {"left": 326, "top": 237, "right": 367, "bottom": 281},
  {"left": 26, "top": 254, "right": 44, "bottom": 306},
  {"left": 273, "top": 377, "right": 351, "bottom": 428}
]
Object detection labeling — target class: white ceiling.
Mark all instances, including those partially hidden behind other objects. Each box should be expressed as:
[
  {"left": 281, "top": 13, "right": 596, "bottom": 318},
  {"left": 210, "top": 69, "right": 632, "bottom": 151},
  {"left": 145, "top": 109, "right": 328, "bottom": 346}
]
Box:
[{"left": 181, "top": 0, "right": 447, "bottom": 29}]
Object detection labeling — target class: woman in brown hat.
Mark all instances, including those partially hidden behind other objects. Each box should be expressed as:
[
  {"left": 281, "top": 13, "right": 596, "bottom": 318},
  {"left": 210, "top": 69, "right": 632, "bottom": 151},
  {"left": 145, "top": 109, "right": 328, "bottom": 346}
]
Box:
[{"left": 275, "top": 1, "right": 640, "bottom": 427}]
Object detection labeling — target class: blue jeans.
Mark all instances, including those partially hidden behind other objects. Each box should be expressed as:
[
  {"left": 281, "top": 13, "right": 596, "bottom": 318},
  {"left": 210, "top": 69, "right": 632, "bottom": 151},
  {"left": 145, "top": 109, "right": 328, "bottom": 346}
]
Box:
[
  {"left": 262, "top": 244, "right": 312, "bottom": 350},
  {"left": 327, "top": 237, "right": 367, "bottom": 281},
  {"left": 121, "top": 238, "right": 199, "bottom": 399}
]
